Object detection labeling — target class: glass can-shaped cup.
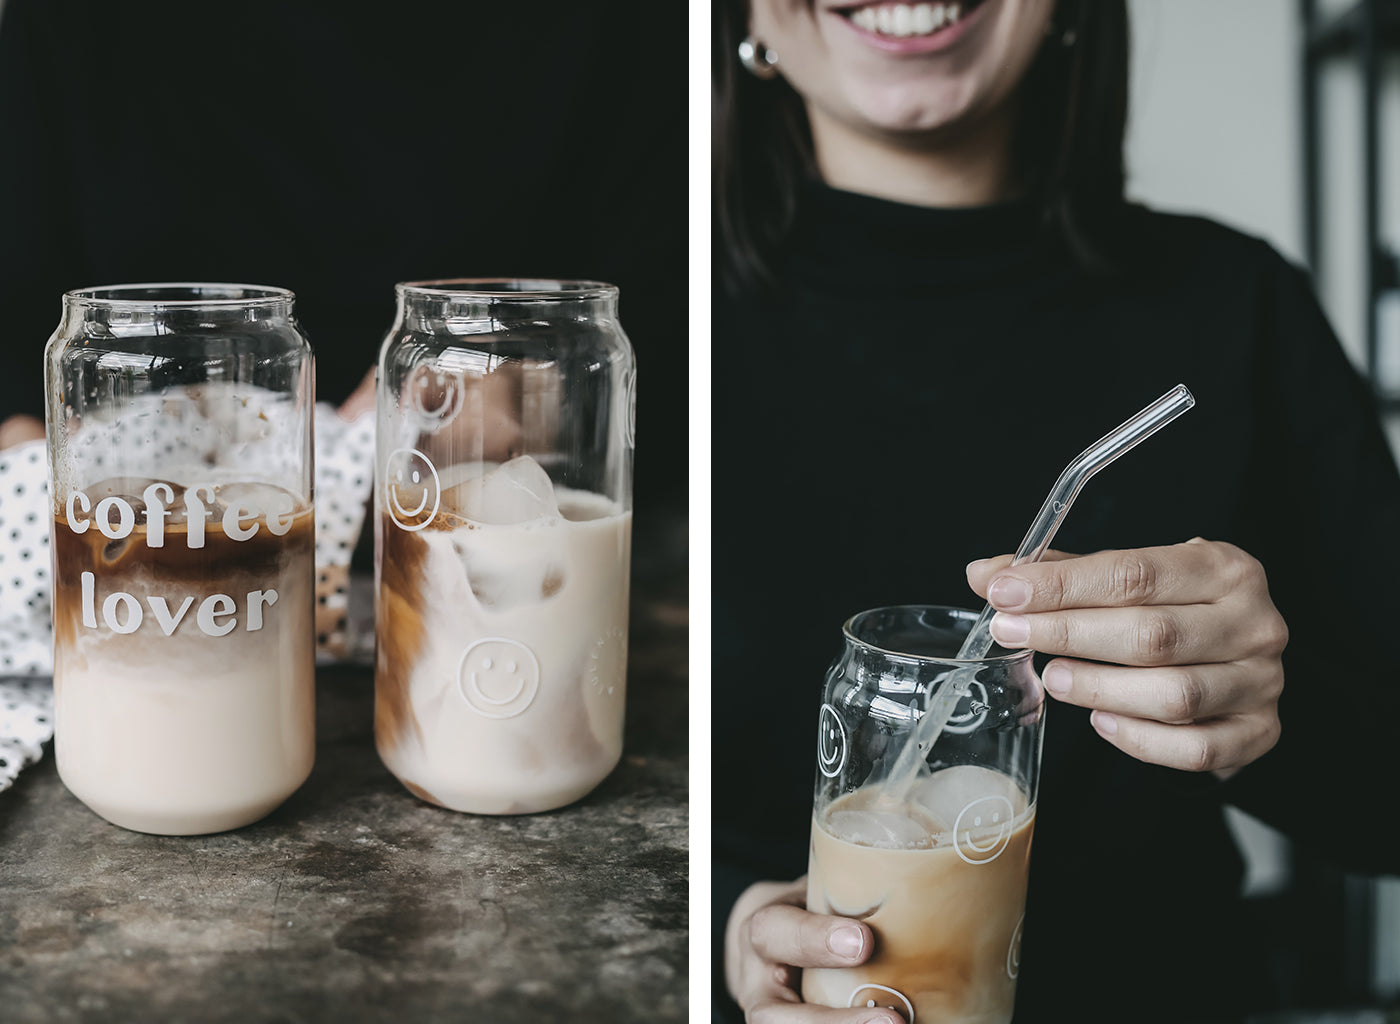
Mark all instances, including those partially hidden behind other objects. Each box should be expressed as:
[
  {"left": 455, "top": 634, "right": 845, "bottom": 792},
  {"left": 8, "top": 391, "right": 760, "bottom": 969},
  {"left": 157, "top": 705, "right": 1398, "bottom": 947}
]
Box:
[
  {"left": 44, "top": 284, "right": 317, "bottom": 835},
  {"left": 803, "top": 605, "right": 1046, "bottom": 1024},
  {"left": 374, "top": 279, "right": 636, "bottom": 814}
]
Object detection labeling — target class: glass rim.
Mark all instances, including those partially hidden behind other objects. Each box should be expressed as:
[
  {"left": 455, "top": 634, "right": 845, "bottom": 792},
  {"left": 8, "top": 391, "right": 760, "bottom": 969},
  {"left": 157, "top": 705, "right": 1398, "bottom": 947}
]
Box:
[
  {"left": 395, "top": 278, "right": 617, "bottom": 301},
  {"left": 842, "top": 604, "right": 1032, "bottom": 666},
  {"left": 64, "top": 282, "right": 295, "bottom": 310}
]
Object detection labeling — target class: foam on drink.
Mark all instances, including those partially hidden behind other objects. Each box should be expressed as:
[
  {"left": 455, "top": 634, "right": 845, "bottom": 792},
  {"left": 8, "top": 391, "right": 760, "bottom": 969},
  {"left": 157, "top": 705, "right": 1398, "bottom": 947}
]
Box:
[
  {"left": 375, "top": 456, "right": 630, "bottom": 814},
  {"left": 803, "top": 765, "right": 1034, "bottom": 1024},
  {"left": 51, "top": 478, "right": 316, "bottom": 836}
]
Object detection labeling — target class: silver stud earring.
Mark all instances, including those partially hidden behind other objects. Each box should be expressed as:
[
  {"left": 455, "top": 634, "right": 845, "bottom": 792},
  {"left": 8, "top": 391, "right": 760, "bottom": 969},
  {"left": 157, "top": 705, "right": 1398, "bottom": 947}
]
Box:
[{"left": 738, "top": 36, "right": 780, "bottom": 79}]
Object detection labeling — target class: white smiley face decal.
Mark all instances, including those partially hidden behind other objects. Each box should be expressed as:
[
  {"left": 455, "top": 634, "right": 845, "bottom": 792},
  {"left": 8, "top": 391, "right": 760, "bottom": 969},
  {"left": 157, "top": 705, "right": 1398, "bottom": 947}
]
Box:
[
  {"left": 1007, "top": 912, "right": 1024, "bottom": 979},
  {"left": 943, "top": 679, "right": 989, "bottom": 735},
  {"left": 586, "top": 626, "right": 628, "bottom": 699},
  {"left": 953, "top": 794, "right": 1016, "bottom": 865},
  {"left": 847, "top": 984, "right": 914, "bottom": 1022},
  {"left": 457, "top": 638, "right": 540, "bottom": 719},
  {"left": 817, "top": 703, "right": 848, "bottom": 779},
  {"left": 385, "top": 447, "right": 441, "bottom": 531},
  {"left": 406, "top": 365, "right": 464, "bottom": 431}
]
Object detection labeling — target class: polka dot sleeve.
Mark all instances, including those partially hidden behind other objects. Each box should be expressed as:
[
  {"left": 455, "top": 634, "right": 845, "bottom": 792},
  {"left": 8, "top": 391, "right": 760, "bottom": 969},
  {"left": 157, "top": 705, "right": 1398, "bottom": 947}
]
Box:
[
  {"left": 313, "top": 407, "right": 376, "bottom": 663},
  {"left": 0, "top": 441, "right": 54, "bottom": 791}
]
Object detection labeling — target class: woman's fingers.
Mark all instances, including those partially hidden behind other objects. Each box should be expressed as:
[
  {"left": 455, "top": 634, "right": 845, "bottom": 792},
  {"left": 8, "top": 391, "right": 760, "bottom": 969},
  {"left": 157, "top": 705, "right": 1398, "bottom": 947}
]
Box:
[
  {"left": 971, "top": 539, "right": 1265, "bottom": 611},
  {"left": 725, "top": 878, "right": 901, "bottom": 1023},
  {"left": 987, "top": 601, "right": 1275, "bottom": 667},
  {"left": 1089, "top": 708, "right": 1282, "bottom": 776},
  {"left": 966, "top": 548, "right": 1074, "bottom": 593},
  {"left": 747, "top": 903, "right": 874, "bottom": 969},
  {"left": 1041, "top": 657, "right": 1283, "bottom": 724},
  {"left": 968, "top": 539, "right": 1288, "bottom": 778}
]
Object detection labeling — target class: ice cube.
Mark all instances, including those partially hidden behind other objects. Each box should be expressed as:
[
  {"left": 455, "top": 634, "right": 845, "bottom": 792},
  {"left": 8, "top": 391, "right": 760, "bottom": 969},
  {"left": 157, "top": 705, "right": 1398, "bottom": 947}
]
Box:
[
  {"left": 82, "top": 476, "right": 214, "bottom": 526},
  {"left": 556, "top": 486, "right": 619, "bottom": 523},
  {"left": 435, "top": 460, "right": 494, "bottom": 493},
  {"left": 446, "top": 456, "right": 559, "bottom": 525},
  {"left": 83, "top": 477, "right": 172, "bottom": 519},
  {"left": 451, "top": 532, "right": 566, "bottom": 612},
  {"left": 75, "top": 478, "right": 185, "bottom": 563},
  {"left": 909, "top": 765, "right": 1027, "bottom": 835},
  {"left": 825, "top": 809, "right": 933, "bottom": 850},
  {"left": 215, "top": 481, "right": 303, "bottom": 524}
]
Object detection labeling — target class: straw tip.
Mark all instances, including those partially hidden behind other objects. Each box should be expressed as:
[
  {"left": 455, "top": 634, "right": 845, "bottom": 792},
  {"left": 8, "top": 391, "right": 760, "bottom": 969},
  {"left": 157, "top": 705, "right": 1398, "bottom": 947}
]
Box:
[{"left": 1173, "top": 383, "right": 1196, "bottom": 407}]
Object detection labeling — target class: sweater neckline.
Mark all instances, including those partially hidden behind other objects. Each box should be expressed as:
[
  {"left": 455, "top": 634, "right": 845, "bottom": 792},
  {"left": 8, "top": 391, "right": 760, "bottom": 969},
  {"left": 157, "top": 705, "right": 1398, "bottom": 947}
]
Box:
[{"left": 782, "top": 180, "right": 1053, "bottom": 294}]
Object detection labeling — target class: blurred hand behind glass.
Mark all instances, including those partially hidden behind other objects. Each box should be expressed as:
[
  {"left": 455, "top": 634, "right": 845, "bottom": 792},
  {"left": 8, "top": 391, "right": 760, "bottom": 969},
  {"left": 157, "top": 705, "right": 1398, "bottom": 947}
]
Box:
[{"left": 0, "top": 415, "right": 43, "bottom": 451}]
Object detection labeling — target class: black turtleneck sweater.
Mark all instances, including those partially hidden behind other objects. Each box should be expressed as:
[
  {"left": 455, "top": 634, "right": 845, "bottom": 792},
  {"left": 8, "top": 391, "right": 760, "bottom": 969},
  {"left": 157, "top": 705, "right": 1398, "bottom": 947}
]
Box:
[{"left": 712, "top": 184, "right": 1400, "bottom": 1021}]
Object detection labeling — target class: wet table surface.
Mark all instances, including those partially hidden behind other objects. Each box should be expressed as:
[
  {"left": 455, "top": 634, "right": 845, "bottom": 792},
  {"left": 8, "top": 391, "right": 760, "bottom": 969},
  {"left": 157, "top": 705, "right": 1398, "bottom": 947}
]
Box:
[{"left": 0, "top": 522, "right": 689, "bottom": 1023}]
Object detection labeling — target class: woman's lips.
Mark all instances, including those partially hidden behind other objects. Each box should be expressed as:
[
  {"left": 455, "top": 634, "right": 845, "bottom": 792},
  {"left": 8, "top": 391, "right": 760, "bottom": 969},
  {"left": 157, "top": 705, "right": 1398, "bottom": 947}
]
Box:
[{"left": 829, "top": 0, "right": 987, "bottom": 53}]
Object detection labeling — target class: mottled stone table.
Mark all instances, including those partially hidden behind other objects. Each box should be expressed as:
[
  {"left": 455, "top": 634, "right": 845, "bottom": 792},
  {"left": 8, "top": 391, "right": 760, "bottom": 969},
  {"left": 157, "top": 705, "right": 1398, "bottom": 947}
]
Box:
[{"left": 0, "top": 526, "right": 688, "bottom": 1023}]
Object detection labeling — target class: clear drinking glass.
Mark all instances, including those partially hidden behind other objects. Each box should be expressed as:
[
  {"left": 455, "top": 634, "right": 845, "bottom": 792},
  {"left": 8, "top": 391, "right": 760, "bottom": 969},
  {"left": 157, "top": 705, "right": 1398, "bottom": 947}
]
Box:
[
  {"left": 803, "top": 605, "right": 1046, "bottom": 1023},
  {"left": 374, "top": 279, "right": 635, "bottom": 814},
  {"left": 44, "top": 283, "right": 316, "bottom": 835}
]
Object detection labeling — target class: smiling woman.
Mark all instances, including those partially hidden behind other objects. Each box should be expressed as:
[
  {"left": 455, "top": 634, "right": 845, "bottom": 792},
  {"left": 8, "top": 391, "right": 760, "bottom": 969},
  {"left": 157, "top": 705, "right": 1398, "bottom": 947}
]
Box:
[
  {"left": 713, "top": 0, "right": 1128, "bottom": 292},
  {"left": 845, "top": 2, "right": 974, "bottom": 41},
  {"left": 712, "top": 1, "right": 1400, "bottom": 1021},
  {"left": 751, "top": 0, "right": 1050, "bottom": 138}
]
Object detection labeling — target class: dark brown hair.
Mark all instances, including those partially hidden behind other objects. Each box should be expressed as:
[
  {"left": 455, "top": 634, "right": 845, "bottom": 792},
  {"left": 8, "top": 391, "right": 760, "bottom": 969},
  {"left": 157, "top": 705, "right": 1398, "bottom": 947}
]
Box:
[{"left": 713, "top": 0, "right": 1131, "bottom": 294}]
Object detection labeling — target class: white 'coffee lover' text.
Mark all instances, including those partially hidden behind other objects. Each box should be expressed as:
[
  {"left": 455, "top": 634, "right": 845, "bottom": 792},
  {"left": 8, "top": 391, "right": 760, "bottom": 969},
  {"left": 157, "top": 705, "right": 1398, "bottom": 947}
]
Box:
[
  {"left": 65, "top": 481, "right": 296, "bottom": 548},
  {"left": 67, "top": 481, "right": 290, "bottom": 637}
]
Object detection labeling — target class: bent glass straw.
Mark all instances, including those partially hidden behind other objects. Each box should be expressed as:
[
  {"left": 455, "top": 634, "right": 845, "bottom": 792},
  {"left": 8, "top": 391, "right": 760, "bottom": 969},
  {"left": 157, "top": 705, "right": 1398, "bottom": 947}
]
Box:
[{"left": 883, "top": 384, "right": 1197, "bottom": 802}]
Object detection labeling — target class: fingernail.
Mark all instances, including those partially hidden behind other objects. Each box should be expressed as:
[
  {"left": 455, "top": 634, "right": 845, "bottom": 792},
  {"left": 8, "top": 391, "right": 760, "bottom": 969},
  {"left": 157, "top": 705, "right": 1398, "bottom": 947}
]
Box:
[
  {"left": 989, "top": 613, "right": 1029, "bottom": 646},
  {"left": 1091, "top": 710, "right": 1118, "bottom": 736},
  {"left": 1043, "top": 663, "right": 1070, "bottom": 696},
  {"left": 988, "top": 576, "right": 1031, "bottom": 610},
  {"left": 965, "top": 557, "right": 990, "bottom": 574},
  {"left": 828, "top": 924, "right": 864, "bottom": 959}
]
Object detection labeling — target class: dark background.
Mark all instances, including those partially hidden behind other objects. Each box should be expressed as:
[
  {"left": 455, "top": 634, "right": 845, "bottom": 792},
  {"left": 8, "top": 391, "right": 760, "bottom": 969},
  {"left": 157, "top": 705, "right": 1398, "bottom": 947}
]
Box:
[{"left": 0, "top": 0, "right": 688, "bottom": 525}]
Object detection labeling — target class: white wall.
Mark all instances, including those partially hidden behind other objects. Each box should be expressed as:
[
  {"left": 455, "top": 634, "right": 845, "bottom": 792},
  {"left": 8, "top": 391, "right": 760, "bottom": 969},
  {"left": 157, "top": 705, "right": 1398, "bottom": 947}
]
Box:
[
  {"left": 1127, "top": 1, "right": 1303, "bottom": 262},
  {"left": 1125, "top": 0, "right": 1399, "bottom": 1000}
]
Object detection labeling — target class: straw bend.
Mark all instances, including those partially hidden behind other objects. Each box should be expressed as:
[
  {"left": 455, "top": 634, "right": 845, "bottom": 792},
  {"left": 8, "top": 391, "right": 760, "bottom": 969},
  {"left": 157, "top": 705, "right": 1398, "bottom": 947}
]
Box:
[{"left": 881, "top": 384, "right": 1197, "bottom": 802}]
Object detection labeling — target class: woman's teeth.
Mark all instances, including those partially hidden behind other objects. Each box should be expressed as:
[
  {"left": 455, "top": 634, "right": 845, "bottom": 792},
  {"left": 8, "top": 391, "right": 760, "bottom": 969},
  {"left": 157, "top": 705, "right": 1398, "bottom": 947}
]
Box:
[{"left": 848, "top": 2, "right": 963, "bottom": 37}]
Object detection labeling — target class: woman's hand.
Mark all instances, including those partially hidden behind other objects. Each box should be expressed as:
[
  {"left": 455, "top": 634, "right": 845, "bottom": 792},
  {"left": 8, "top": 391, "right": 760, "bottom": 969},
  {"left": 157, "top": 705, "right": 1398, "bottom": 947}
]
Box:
[
  {"left": 967, "top": 539, "right": 1288, "bottom": 780},
  {"left": 725, "top": 877, "right": 902, "bottom": 1024},
  {"left": 0, "top": 414, "right": 43, "bottom": 450},
  {"left": 337, "top": 367, "right": 376, "bottom": 421}
]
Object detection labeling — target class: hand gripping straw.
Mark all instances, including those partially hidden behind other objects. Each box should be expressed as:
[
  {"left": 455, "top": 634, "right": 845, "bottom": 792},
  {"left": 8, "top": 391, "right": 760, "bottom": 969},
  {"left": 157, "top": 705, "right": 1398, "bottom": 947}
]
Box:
[{"left": 882, "top": 384, "right": 1197, "bottom": 802}]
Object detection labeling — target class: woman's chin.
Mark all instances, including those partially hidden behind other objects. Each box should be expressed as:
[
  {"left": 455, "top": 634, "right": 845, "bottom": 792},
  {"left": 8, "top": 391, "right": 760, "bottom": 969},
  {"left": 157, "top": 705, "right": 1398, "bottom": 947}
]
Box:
[{"left": 835, "top": 80, "right": 979, "bottom": 137}]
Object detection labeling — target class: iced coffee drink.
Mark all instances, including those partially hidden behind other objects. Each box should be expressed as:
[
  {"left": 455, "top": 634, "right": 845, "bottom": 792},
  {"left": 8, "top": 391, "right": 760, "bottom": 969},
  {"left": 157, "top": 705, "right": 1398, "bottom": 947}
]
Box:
[
  {"left": 375, "top": 278, "right": 636, "bottom": 814},
  {"left": 806, "top": 605, "right": 1045, "bottom": 1023},
  {"left": 376, "top": 455, "right": 631, "bottom": 814},
  {"left": 51, "top": 478, "right": 316, "bottom": 835},
  {"left": 803, "top": 766, "right": 1034, "bottom": 1023},
  {"left": 43, "top": 283, "right": 317, "bottom": 836}
]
